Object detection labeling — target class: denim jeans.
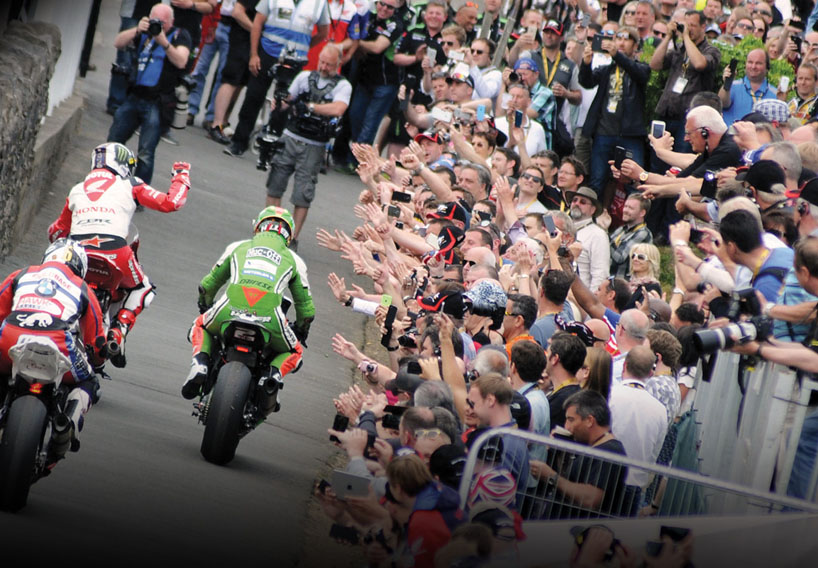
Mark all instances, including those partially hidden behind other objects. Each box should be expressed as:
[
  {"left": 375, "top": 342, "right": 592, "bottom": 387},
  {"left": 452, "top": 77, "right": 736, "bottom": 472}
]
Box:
[
  {"left": 589, "top": 135, "right": 645, "bottom": 198},
  {"left": 787, "top": 408, "right": 818, "bottom": 500},
  {"left": 188, "top": 22, "right": 231, "bottom": 121},
  {"left": 348, "top": 83, "right": 399, "bottom": 149},
  {"left": 108, "top": 95, "right": 162, "bottom": 184},
  {"left": 106, "top": 16, "right": 139, "bottom": 113}
]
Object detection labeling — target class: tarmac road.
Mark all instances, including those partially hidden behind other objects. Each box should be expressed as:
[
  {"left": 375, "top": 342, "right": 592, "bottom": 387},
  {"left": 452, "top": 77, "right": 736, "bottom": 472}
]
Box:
[{"left": 0, "top": 2, "right": 362, "bottom": 564}]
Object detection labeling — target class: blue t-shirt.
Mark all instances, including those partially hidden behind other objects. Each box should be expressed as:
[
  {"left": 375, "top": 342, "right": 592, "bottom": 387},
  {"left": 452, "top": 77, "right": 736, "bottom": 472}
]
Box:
[
  {"left": 722, "top": 77, "right": 776, "bottom": 126},
  {"left": 753, "top": 247, "right": 794, "bottom": 302}
]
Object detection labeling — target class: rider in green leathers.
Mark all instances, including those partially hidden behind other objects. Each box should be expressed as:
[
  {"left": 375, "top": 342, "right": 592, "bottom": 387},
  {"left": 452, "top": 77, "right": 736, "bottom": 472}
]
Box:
[{"left": 181, "top": 206, "right": 315, "bottom": 402}]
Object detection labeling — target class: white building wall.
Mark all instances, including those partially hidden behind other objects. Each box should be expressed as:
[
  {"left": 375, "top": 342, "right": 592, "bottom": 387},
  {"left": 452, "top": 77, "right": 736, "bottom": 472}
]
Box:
[{"left": 32, "top": 0, "right": 94, "bottom": 114}]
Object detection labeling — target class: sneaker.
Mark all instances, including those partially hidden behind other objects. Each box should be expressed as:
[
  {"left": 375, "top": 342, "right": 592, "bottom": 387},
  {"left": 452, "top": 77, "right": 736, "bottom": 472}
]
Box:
[
  {"left": 209, "top": 125, "right": 231, "bottom": 145},
  {"left": 181, "top": 354, "right": 210, "bottom": 400},
  {"left": 224, "top": 143, "right": 245, "bottom": 157},
  {"left": 161, "top": 131, "right": 180, "bottom": 146},
  {"left": 333, "top": 162, "right": 356, "bottom": 175}
]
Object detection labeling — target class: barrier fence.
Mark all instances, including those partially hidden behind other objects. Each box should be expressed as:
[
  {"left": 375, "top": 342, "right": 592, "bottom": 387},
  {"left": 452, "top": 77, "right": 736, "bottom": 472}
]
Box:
[{"left": 460, "top": 428, "right": 818, "bottom": 522}]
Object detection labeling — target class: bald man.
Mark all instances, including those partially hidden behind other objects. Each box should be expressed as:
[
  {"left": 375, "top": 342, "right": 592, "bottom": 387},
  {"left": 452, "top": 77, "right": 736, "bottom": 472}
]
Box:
[{"left": 720, "top": 48, "right": 777, "bottom": 126}]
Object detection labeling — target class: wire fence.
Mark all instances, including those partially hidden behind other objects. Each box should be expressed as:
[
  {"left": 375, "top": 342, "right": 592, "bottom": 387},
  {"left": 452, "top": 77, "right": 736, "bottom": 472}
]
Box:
[{"left": 460, "top": 427, "right": 818, "bottom": 522}]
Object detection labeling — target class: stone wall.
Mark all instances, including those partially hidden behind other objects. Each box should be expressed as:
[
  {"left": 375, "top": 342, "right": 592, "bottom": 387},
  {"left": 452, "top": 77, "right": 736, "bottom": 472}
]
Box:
[{"left": 0, "top": 21, "right": 61, "bottom": 258}]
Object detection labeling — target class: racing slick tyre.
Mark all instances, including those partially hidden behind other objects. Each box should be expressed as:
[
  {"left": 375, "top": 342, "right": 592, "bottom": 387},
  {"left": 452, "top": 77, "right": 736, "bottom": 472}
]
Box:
[
  {"left": 0, "top": 396, "right": 48, "bottom": 512},
  {"left": 200, "top": 362, "right": 251, "bottom": 465}
]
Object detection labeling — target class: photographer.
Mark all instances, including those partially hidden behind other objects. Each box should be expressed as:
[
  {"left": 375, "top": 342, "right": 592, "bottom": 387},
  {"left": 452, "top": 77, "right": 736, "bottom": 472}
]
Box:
[
  {"left": 224, "top": 0, "right": 330, "bottom": 157},
  {"left": 726, "top": 237, "right": 818, "bottom": 500},
  {"left": 264, "top": 44, "right": 351, "bottom": 250},
  {"left": 108, "top": 3, "right": 192, "bottom": 184}
]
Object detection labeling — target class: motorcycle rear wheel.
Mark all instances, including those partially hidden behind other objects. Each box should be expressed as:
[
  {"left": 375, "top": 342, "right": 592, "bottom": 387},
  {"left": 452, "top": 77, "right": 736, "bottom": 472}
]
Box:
[
  {"left": 0, "top": 396, "right": 48, "bottom": 512},
  {"left": 200, "top": 361, "right": 252, "bottom": 465}
]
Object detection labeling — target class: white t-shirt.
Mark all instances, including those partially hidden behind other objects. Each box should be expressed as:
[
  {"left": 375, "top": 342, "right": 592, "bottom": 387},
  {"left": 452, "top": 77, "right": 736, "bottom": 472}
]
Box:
[{"left": 495, "top": 115, "right": 547, "bottom": 156}]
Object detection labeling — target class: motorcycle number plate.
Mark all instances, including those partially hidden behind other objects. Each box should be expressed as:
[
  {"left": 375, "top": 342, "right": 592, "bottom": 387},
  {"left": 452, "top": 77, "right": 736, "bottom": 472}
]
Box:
[{"left": 233, "top": 328, "right": 256, "bottom": 341}]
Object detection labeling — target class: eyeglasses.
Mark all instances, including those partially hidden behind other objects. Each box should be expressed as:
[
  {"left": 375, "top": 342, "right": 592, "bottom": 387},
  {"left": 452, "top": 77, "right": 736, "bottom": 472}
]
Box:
[
  {"left": 442, "top": 40, "right": 457, "bottom": 46},
  {"left": 415, "top": 428, "right": 446, "bottom": 440},
  {"left": 631, "top": 252, "right": 648, "bottom": 261},
  {"left": 376, "top": 1, "right": 397, "bottom": 9},
  {"left": 471, "top": 48, "right": 485, "bottom": 55},
  {"left": 558, "top": 169, "right": 576, "bottom": 176},
  {"left": 736, "top": 22, "right": 754, "bottom": 30},
  {"left": 521, "top": 172, "right": 543, "bottom": 183}
]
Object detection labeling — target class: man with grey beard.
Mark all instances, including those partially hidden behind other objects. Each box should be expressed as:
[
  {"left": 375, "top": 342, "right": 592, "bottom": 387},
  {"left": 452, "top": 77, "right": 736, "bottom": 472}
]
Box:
[{"left": 565, "top": 186, "right": 610, "bottom": 291}]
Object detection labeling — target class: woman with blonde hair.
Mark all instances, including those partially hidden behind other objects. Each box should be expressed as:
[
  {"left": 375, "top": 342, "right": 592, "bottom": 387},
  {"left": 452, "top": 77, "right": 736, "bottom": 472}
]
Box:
[
  {"left": 578, "top": 347, "right": 612, "bottom": 400},
  {"left": 619, "top": 1, "right": 639, "bottom": 27},
  {"left": 627, "top": 242, "right": 662, "bottom": 309}
]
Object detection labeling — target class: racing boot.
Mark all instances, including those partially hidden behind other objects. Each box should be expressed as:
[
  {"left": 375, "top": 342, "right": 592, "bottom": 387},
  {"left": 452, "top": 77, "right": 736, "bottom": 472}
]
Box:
[
  {"left": 109, "top": 308, "right": 136, "bottom": 368},
  {"left": 181, "top": 352, "right": 211, "bottom": 400}
]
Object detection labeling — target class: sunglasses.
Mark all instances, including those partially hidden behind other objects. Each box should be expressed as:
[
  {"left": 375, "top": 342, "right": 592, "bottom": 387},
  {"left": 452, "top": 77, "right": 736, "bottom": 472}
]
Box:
[
  {"left": 616, "top": 32, "right": 633, "bottom": 39},
  {"left": 521, "top": 172, "right": 543, "bottom": 183},
  {"left": 376, "top": 1, "right": 397, "bottom": 9},
  {"left": 624, "top": 9, "right": 636, "bottom": 15},
  {"left": 471, "top": 48, "right": 485, "bottom": 55},
  {"left": 442, "top": 40, "right": 457, "bottom": 46},
  {"left": 464, "top": 259, "right": 478, "bottom": 267},
  {"left": 631, "top": 252, "right": 648, "bottom": 261},
  {"left": 736, "top": 22, "right": 753, "bottom": 30},
  {"left": 415, "top": 428, "right": 446, "bottom": 439},
  {"left": 504, "top": 310, "right": 521, "bottom": 317},
  {"left": 653, "top": 30, "right": 667, "bottom": 37},
  {"left": 753, "top": 9, "right": 771, "bottom": 16}
]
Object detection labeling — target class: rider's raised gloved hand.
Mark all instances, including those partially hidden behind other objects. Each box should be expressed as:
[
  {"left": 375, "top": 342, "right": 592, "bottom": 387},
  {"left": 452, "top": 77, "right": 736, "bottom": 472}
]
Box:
[{"left": 172, "top": 161, "right": 191, "bottom": 176}]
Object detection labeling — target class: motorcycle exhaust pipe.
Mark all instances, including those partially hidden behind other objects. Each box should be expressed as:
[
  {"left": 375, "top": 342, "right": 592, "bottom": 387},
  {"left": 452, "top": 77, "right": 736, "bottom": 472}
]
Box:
[
  {"left": 107, "top": 338, "right": 121, "bottom": 358},
  {"left": 49, "top": 413, "right": 75, "bottom": 460}
]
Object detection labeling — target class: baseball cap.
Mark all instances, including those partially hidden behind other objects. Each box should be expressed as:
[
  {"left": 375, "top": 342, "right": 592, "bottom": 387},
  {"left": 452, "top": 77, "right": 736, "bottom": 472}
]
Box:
[
  {"left": 464, "top": 280, "right": 508, "bottom": 316},
  {"left": 446, "top": 71, "right": 475, "bottom": 88},
  {"left": 385, "top": 364, "right": 425, "bottom": 395},
  {"left": 510, "top": 391, "right": 531, "bottom": 431},
  {"left": 414, "top": 130, "right": 441, "bottom": 144},
  {"left": 429, "top": 444, "right": 467, "bottom": 489},
  {"left": 736, "top": 159, "right": 786, "bottom": 194},
  {"left": 705, "top": 23, "right": 721, "bottom": 35},
  {"left": 513, "top": 57, "right": 539, "bottom": 73},
  {"left": 416, "top": 290, "right": 469, "bottom": 318},
  {"left": 543, "top": 19, "right": 563, "bottom": 36},
  {"left": 753, "top": 99, "right": 790, "bottom": 124},
  {"left": 428, "top": 201, "right": 469, "bottom": 225},
  {"left": 427, "top": 225, "right": 465, "bottom": 264},
  {"left": 798, "top": 177, "right": 818, "bottom": 206}
]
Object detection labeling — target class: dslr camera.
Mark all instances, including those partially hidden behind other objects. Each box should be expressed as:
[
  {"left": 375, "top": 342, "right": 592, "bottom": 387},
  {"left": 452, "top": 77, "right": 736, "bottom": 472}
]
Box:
[
  {"left": 693, "top": 288, "right": 772, "bottom": 354},
  {"left": 256, "top": 47, "right": 307, "bottom": 170},
  {"left": 148, "top": 18, "right": 163, "bottom": 37}
]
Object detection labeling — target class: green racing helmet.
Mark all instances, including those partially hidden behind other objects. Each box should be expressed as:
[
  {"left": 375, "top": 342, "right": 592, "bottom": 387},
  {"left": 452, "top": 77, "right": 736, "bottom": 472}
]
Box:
[{"left": 253, "top": 206, "right": 295, "bottom": 245}]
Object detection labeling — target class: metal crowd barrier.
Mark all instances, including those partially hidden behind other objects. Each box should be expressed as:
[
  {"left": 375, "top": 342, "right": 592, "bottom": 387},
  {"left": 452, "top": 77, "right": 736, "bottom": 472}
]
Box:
[
  {"left": 691, "top": 353, "right": 818, "bottom": 501},
  {"left": 460, "top": 428, "right": 818, "bottom": 521}
]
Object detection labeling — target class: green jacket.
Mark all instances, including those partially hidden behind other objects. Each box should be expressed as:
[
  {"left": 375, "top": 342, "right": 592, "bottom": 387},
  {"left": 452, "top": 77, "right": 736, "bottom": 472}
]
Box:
[{"left": 200, "top": 232, "right": 315, "bottom": 326}]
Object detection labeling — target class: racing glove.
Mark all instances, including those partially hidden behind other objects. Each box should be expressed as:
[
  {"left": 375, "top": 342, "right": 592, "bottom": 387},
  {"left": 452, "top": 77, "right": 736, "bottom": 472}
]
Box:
[
  {"left": 292, "top": 317, "right": 313, "bottom": 347},
  {"left": 197, "top": 285, "right": 211, "bottom": 314},
  {"left": 172, "top": 161, "right": 191, "bottom": 187}
]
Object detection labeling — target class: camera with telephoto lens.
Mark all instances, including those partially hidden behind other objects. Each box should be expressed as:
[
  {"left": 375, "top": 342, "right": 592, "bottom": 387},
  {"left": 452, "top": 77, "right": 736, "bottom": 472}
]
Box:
[
  {"left": 508, "top": 71, "right": 520, "bottom": 84},
  {"left": 256, "top": 47, "right": 307, "bottom": 171},
  {"left": 171, "top": 74, "right": 197, "bottom": 130},
  {"left": 148, "top": 18, "right": 163, "bottom": 37},
  {"left": 693, "top": 287, "right": 772, "bottom": 354}
]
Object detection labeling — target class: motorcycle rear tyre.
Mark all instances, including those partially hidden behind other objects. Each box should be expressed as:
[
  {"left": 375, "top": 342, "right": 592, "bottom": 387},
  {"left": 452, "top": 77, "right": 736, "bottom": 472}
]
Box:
[
  {"left": 200, "top": 361, "right": 252, "bottom": 465},
  {"left": 0, "top": 396, "right": 48, "bottom": 512}
]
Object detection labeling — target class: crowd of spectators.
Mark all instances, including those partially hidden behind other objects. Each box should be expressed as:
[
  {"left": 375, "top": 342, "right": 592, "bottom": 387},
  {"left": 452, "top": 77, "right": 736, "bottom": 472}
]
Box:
[{"left": 104, "top": 0, "right": 818, "bottom": 565}]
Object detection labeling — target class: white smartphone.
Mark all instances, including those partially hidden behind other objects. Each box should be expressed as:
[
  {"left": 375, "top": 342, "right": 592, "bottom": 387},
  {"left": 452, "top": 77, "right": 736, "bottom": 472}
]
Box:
[
  {"left": 430, "top": 106, "right": 453, "bottom": 123},
  {"left": 651, "top": 120, "right": 666, "bottom": 139},
  {"left": 449, "top": 50, "right": 465, "bottom": 62},
  {"left": 427, "top": 48, "right": 437, "bottom": 64},
  {"left": 779, "top": 76, "right": 790, "bottom": 92},
  {"left": 331, "top": 470, "right": 372, "bottom": 500}
]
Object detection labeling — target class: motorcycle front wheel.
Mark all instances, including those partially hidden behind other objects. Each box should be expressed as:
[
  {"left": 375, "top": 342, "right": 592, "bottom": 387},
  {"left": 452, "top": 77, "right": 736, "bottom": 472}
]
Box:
[
  {"left": 0, "top": 395, "right": 48, "bottom": 512},
  {"left": 200, "top": 361, "right": 252, "bottom": 465}
]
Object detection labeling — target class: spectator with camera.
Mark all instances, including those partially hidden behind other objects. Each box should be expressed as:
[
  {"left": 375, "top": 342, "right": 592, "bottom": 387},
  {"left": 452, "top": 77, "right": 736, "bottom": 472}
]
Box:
[
  {"left": 223, "top": 0, "right": 330, "bottom": 158},
  {"left": 106, "top": 0, "right": 159, "bottom": 116},
  {"left": 494, "top": 83, "right": 549, "bottom": 157},
  {"left": 649, "top": 11, "right": 721, "bottom": 152},
  {"left": 499, "top": 59, "right": 556, "bottom": 148},
  {"left": 579, "top": 26, "right": 650, "bottom": 198},
  {"left": 719, "top": 49, "right": 777, "bottom": 127},
  {"left": 108, "top": 3, "right": 192, "bottom": 184},
  {"left": 263, "top": 44, "right": 351, "bottom": 250}
]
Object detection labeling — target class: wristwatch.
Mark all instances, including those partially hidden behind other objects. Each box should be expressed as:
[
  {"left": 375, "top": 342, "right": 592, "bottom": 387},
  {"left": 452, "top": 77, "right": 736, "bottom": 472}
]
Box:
[
  {"left": 639, "top": 171, "right": 649, "bottom": 183},
  {"left": 308, "top": 102, "right": 315, "bottom": 113}
]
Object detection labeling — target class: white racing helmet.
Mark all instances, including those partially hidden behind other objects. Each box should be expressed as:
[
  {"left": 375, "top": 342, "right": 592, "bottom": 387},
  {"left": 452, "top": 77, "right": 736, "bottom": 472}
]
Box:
[
  {"left": 91, "top": 142, "right": 136, "bottom": 179},
  {"left": 43, "top": 238, "right": 88, "bottom": 278}
]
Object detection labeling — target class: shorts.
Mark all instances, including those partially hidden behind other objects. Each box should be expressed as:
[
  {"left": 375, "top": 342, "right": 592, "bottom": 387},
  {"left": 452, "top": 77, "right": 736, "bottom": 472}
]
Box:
[
  {"left": 265, "top": 134, "right": 325, "bottom": 208},
  {"left": 220, "top": 39, "right": 251, "bottom": 86}
]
